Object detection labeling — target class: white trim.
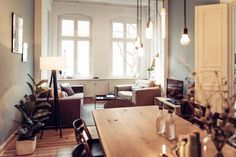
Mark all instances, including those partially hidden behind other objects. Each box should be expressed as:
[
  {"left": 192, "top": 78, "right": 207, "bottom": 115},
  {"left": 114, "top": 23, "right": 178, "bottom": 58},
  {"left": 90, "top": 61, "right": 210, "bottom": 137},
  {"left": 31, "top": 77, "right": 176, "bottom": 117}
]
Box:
[
  {"left": 57, "top": 14, "right": 93, "bottom": 78},
  {"left": 110, "top": 17, "right": 138, "bottom": 78},
  {"left": 0, "top": 131, "right": 17, "bottom": 154},
  {"left": 221, "top": 0, "right": 236, "bottom": 3},
  {"left": 53, "top": 0, "right": 147, "bottom": 7},
  {"left": 155, "top": 0, "right": 168, "bottom": 95}
]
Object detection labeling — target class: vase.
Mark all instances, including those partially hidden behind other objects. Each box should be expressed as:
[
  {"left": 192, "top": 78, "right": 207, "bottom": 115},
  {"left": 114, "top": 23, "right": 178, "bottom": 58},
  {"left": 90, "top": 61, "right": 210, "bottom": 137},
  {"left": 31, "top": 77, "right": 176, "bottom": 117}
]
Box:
[
  {"left": 16, "top": 136, "right": 36, "bottom": 155},
  {"left": 214, "top": 144, "right": 225, "bottom": 157},
  {"left": 213, "top": 139, "right": 225, "bottom": 157}
]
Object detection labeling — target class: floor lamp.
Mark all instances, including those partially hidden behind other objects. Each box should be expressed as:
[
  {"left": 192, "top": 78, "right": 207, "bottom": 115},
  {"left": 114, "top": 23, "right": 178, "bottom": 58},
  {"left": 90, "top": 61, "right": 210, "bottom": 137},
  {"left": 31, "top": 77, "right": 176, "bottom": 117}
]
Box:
[{"left": 40, "top": 57, "right": 67, "bottom": 138}]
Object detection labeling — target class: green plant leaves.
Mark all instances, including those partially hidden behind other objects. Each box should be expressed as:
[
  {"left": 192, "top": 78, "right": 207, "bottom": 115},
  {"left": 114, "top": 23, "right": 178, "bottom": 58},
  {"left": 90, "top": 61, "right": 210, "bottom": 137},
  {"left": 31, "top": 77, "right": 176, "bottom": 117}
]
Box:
[{"left": 14, "top": 74, "right": 51, "bottom": 140}]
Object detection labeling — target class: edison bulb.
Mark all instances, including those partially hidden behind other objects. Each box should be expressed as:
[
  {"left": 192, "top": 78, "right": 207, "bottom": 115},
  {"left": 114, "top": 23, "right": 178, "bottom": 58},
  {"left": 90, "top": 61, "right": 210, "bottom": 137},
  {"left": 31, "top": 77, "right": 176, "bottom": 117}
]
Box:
[
  {"left": 138, "top": 45, "right": 144, "bottom": 57},
  {"left": 135, "top": 37, "right": 140, "bottom": 49},
  {"left": 145, "top": 21, "right": 153, "bottom": 39},
  {"left": 161, "top": 8, "right": 166, "bottom": 16},
  {"left": 180, "top": 28, "right": 190, "bottom": 46},
  {"left": 180, "top": 33, "right": 190, "bottom": 46}
]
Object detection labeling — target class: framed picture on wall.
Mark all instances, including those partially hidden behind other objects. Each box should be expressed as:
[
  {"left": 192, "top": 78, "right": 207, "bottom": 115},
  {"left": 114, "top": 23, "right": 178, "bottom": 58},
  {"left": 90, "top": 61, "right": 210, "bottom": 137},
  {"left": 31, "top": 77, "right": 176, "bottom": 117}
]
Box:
[
  {"left": 22, "top": 42, "right": 28, "bottom": 62},
  {"left": 12, "top": 12, "right": 23, "bottom": 54}
]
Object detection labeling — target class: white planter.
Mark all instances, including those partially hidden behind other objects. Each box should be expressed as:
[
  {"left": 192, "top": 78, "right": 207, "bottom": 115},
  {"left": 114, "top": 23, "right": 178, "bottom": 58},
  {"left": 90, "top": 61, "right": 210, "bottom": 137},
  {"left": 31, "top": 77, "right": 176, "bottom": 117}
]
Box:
[{"left": 16, "top": 136, "right": 36, "bottom": 155}]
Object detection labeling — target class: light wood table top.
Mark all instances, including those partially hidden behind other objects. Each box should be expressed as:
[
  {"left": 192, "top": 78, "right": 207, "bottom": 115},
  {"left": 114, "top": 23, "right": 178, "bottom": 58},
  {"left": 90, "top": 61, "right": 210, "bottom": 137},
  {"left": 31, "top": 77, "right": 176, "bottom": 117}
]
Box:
[{"left": 92, "top": 106, "right": 235, "bottom": 157}]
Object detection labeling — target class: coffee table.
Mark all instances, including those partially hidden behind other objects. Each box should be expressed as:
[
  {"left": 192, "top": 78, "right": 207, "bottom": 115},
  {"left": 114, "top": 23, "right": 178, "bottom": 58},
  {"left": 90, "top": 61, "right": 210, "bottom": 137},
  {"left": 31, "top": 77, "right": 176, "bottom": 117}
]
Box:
[{"left": 95, "top": 94, "right": 115, "bottom": 109}]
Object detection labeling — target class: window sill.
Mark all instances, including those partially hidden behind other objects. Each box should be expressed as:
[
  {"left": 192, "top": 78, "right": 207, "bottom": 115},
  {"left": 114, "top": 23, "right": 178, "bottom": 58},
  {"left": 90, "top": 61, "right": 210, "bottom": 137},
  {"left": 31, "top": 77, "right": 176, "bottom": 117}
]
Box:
[{"left": 58, "top": 77, "right": 136, "bottom": 81}]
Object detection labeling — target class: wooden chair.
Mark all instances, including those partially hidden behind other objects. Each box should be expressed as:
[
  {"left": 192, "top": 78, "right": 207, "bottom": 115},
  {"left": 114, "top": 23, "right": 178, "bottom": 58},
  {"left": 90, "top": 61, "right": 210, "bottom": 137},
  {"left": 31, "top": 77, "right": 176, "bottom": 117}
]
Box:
[
  {"left": 104, "top": 99, "right": 135, "bottom": 108},
  {"left": 72, "top": 143, "right": 92, "bottom": 157},
  {"left": 73, "top": 119, "right": 104, "bottom": 157}
]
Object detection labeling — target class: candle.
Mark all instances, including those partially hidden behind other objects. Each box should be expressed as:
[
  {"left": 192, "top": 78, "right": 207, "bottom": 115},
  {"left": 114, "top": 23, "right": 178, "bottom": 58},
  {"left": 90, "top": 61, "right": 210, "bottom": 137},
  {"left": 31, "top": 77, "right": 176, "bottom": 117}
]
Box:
[
  {"left": 160, "top": 144, "right": 168, "bottom": 157},
  {"left": 162, "top": 144, "right": 166, "bottom": 154},
  {"left": 203, "top": 145, "right": 207, "bottom": 151}
]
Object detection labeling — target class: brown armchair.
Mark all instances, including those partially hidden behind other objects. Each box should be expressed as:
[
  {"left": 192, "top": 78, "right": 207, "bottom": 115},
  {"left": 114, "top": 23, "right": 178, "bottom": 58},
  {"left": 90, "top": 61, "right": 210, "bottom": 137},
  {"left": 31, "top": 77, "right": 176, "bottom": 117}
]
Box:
[
  {"left": 132, "top": 86, "right": 161, "bottom": 106},
  {"left": 114, "top": 80, "right": 161, "bottom": 106}
]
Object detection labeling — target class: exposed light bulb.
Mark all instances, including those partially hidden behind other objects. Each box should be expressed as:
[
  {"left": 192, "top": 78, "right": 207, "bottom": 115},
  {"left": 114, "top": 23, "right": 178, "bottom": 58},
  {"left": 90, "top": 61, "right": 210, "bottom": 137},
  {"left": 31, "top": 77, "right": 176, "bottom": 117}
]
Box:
[
  {"left": 180, "top": 28, "right": 190, "bottom": 46},
  {"left": 138, "top": 43, "right": 144, "bottom": 57},
  {"left": 161, "top": 8, "right": 166, "bottom": 39},
  {"left": 135, "top": 37, "right": 141, "bottom": 49},
  {"left": 145, "top": 21, "right": 153, "bottom": 39}
]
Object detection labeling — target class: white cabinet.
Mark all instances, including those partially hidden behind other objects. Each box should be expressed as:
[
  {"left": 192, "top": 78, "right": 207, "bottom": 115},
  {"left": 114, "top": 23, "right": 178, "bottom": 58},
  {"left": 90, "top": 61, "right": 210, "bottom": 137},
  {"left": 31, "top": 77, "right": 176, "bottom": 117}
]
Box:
[{"left": 195, "top": 4, "right": 229, "bottom": 113}]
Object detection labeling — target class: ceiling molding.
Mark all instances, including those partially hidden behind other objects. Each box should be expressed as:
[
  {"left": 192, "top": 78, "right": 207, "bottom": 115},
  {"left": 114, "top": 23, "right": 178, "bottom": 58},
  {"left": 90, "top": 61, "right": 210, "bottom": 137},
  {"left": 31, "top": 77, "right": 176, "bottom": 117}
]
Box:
[{"left": 53, "top": 0, "right": 148, "bottom": 6}]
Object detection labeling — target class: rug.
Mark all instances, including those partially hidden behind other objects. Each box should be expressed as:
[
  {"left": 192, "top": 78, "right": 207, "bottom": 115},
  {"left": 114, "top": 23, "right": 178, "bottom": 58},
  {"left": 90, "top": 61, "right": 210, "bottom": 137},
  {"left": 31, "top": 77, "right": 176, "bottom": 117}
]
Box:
[{"left": 81, "top": 103, "right": 104, "bottom": 126}]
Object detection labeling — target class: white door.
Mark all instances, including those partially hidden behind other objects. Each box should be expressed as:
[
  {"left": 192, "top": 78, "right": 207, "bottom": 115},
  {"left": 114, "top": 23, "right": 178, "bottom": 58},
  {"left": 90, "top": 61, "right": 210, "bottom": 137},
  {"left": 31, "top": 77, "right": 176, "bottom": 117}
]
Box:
[{"left": 195, "top": 4, "right": 229, "bottom": 113}]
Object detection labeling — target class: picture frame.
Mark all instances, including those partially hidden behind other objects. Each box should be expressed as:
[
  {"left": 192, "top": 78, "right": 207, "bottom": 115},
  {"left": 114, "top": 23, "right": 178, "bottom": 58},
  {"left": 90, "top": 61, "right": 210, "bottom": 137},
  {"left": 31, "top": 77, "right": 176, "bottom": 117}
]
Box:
[
  {"left": 22, "top": 42, "right": 28, "bottom": 62},
  {"left": 12, "top": 12, "right": 23, "bottom": 54}
]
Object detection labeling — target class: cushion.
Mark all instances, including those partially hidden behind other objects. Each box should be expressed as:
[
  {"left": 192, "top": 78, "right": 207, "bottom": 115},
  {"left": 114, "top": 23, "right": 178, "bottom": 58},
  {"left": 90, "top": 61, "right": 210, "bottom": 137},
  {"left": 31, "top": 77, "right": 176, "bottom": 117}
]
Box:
[
  {"left": 38, "top": 89, "right": 66, "bottom": 98},
  {"left": 118, "top": 91, "right": 132, "bottom": 100},
  {"left": 61, "top": 91, "right": 68, "bottom": 98},
  {"left": 131, "top": 84, "right": 143, "bottom": 91},
  {"left": 132, "top": 79, "right": 155, "bottom": 90},
  {"left": 60, "top": 83, "right": 75, "bottom": 96},
  {"left": 38, "top": 90, "right": 51, "bottom": 98},
  {"left": 69, "top": 93, "right": 84, "bottom": 99},
  {"left": 50, "top": 89, "right": 64, "bottom": 98}
]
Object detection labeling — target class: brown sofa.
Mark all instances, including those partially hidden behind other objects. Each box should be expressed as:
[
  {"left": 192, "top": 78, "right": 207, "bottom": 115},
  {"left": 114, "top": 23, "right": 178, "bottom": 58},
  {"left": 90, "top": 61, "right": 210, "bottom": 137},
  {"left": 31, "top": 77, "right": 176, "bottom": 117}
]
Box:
[
  {"left": 37, "top": 86, "right": 83, "bottom": 128},
  {"left": 114, "top": 80, "right": 161, "bottom": 106}
]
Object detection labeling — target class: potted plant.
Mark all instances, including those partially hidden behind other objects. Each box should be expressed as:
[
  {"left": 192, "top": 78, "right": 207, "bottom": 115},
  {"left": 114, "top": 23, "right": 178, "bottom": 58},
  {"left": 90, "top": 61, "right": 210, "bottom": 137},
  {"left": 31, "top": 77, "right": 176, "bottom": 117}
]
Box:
[{"left": 14, "top": 74, "right": 51, "bottom": 155}]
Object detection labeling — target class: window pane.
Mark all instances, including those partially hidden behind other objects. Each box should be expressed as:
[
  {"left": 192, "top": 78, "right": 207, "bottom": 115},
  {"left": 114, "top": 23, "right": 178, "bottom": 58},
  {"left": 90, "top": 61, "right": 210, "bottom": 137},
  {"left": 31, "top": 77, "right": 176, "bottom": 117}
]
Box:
[
  {"left": 62, "top": 20, "right": 74, "bottom": 36},
  {"left": 112, "top": 22, "right": 124, "bottom": 38},
  {"left": 127, "top": 23, "right": 137, "bottom": 39},
  {"left": 126, "top": 42, "right": 137, "bottom": 76},
  {"left": 78, "top": 21, "right": 90, "bottom": 37},
  {"left": 77, "top": 41, "right": 90, "bottom": 77},
  {"left": 62, "top": 40, "right": 74, "bottom": 77},
  {"left": 112, "top": 42, "right": 124, "bottom": 76}
]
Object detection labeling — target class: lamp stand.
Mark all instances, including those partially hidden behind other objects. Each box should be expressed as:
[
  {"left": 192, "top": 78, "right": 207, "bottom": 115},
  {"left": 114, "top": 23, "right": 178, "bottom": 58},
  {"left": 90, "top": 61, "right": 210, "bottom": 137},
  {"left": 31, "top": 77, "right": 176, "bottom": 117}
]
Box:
[
  {"left": 42, "top": 70, "right": 62, "bottom": 138},
  {"left": 51, "top": 70, "right": 62, "bottom": 138}
]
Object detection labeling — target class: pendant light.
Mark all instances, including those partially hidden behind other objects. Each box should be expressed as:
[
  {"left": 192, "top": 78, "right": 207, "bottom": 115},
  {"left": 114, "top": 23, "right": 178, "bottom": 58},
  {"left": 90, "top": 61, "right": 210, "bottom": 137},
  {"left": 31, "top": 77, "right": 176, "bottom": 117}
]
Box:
[
  {"left": 135, "top": 0, "right": 140, "bottom": 49},
  {"left": 180, "top": 0, "right": 190, "bottom": 46},
  {"left": 135, "top": 0, "right": 144, "bottom": 57},
  {"left": 145, "top": 0, "right": 153, "bottom": 39},
  {"left": 138, "top": 43, "right": 144, "bottom": 57},
  {"left": 161, "top": 0, "right": 166, "bottom": 39},
  {"left": 139, "top": 0, "right": 144, "bottom": 57}
]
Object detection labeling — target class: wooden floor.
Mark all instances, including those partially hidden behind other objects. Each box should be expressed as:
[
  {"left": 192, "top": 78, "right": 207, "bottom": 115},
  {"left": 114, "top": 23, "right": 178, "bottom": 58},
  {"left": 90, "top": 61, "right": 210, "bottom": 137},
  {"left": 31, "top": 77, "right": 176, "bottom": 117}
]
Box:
[
  {"left": 0, "top": 127, "right": 98, "bottom": 157},
  {"left": 0, "top": 100, "right": 99, "bottom": 157}
]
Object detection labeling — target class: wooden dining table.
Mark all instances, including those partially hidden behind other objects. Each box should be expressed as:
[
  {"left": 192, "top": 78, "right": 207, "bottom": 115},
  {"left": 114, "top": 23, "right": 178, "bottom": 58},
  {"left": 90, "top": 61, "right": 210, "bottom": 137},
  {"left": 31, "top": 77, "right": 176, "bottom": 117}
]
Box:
[{"left": 92, "top": 106, "right": 235, "bottom": 157}]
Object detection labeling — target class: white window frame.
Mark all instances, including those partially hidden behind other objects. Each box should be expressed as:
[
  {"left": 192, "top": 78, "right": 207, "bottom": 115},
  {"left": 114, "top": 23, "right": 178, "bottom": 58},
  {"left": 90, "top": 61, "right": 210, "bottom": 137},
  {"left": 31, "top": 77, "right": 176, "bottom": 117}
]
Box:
[
  {"left": 110, "top": 17, "right": 139, "bottom": 78},
  {"left": 58, "top": 14, "right": 92, "bottom": 78}
]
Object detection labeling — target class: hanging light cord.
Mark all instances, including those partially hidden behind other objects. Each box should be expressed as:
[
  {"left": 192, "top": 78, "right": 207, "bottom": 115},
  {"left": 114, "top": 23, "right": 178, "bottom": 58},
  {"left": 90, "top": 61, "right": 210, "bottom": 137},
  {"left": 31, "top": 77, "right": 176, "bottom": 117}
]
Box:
[
  {"left": 156, "top": 0, "right": 158, "bottom": 24},
  {"left": 148, "top": 0, "right": 150, "bottom": 22},
  {"left": 155, "top": 0, "right": 161, "bottom": 18},
  {"left": 184, "top": 0, "right": 186, "bottom": 28},
  {"left": 140, "top": 0, "right": 142, "bottom": 41},
  {"left": 137, "top": 0, "right": 139, "bottom": 38}
]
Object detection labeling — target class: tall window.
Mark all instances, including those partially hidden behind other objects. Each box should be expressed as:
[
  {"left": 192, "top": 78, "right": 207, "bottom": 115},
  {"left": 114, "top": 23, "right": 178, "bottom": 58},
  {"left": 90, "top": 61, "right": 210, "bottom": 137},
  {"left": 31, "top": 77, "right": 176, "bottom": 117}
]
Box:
[
  {"left": 59, "top": 15, "right": 91, "bottom": 78},
  {"left": 111, "top": 19, "right": 138, "bottom": 77}
]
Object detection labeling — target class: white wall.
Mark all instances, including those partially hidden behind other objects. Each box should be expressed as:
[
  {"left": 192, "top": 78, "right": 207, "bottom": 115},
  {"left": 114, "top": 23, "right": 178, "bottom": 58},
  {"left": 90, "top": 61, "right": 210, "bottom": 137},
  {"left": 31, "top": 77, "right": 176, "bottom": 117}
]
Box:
[
  {"left": 34, "top": 0, "right": 53, "bottom": 81},
  {"left": 0, "top": 0, "right": 34, "bottom": 147},
  {"left": 52, "top": 1, "right": 148, "bottom": 79}
]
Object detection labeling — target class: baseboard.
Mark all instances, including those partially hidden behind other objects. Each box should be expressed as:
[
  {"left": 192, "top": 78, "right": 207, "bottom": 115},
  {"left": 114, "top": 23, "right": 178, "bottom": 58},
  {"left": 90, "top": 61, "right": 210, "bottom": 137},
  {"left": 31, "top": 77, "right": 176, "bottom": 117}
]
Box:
[{"left": 0, "top": 130, "right": 17, "bottom": 154}]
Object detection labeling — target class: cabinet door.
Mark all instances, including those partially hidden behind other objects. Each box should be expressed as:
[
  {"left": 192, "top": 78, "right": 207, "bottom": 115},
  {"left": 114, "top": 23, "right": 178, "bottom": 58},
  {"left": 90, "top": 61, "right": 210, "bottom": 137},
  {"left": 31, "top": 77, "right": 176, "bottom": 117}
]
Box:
[{"left": 195, "top": 4, "right": 228, "bottom": 113}]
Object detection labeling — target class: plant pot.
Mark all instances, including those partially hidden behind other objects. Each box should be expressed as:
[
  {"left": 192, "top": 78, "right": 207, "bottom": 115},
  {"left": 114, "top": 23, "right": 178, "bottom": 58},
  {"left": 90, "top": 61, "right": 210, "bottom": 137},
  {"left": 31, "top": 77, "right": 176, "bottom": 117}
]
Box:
[{"left": 16, "top": 136, "right": 36, "bottom": 155}]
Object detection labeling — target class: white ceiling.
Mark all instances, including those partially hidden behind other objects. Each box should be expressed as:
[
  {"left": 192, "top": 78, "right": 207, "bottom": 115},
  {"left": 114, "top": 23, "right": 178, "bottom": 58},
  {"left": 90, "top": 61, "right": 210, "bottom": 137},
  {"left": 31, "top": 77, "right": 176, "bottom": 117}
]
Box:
[{"left": 54, "top": 0, "right": 148, "bottom": 6}]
